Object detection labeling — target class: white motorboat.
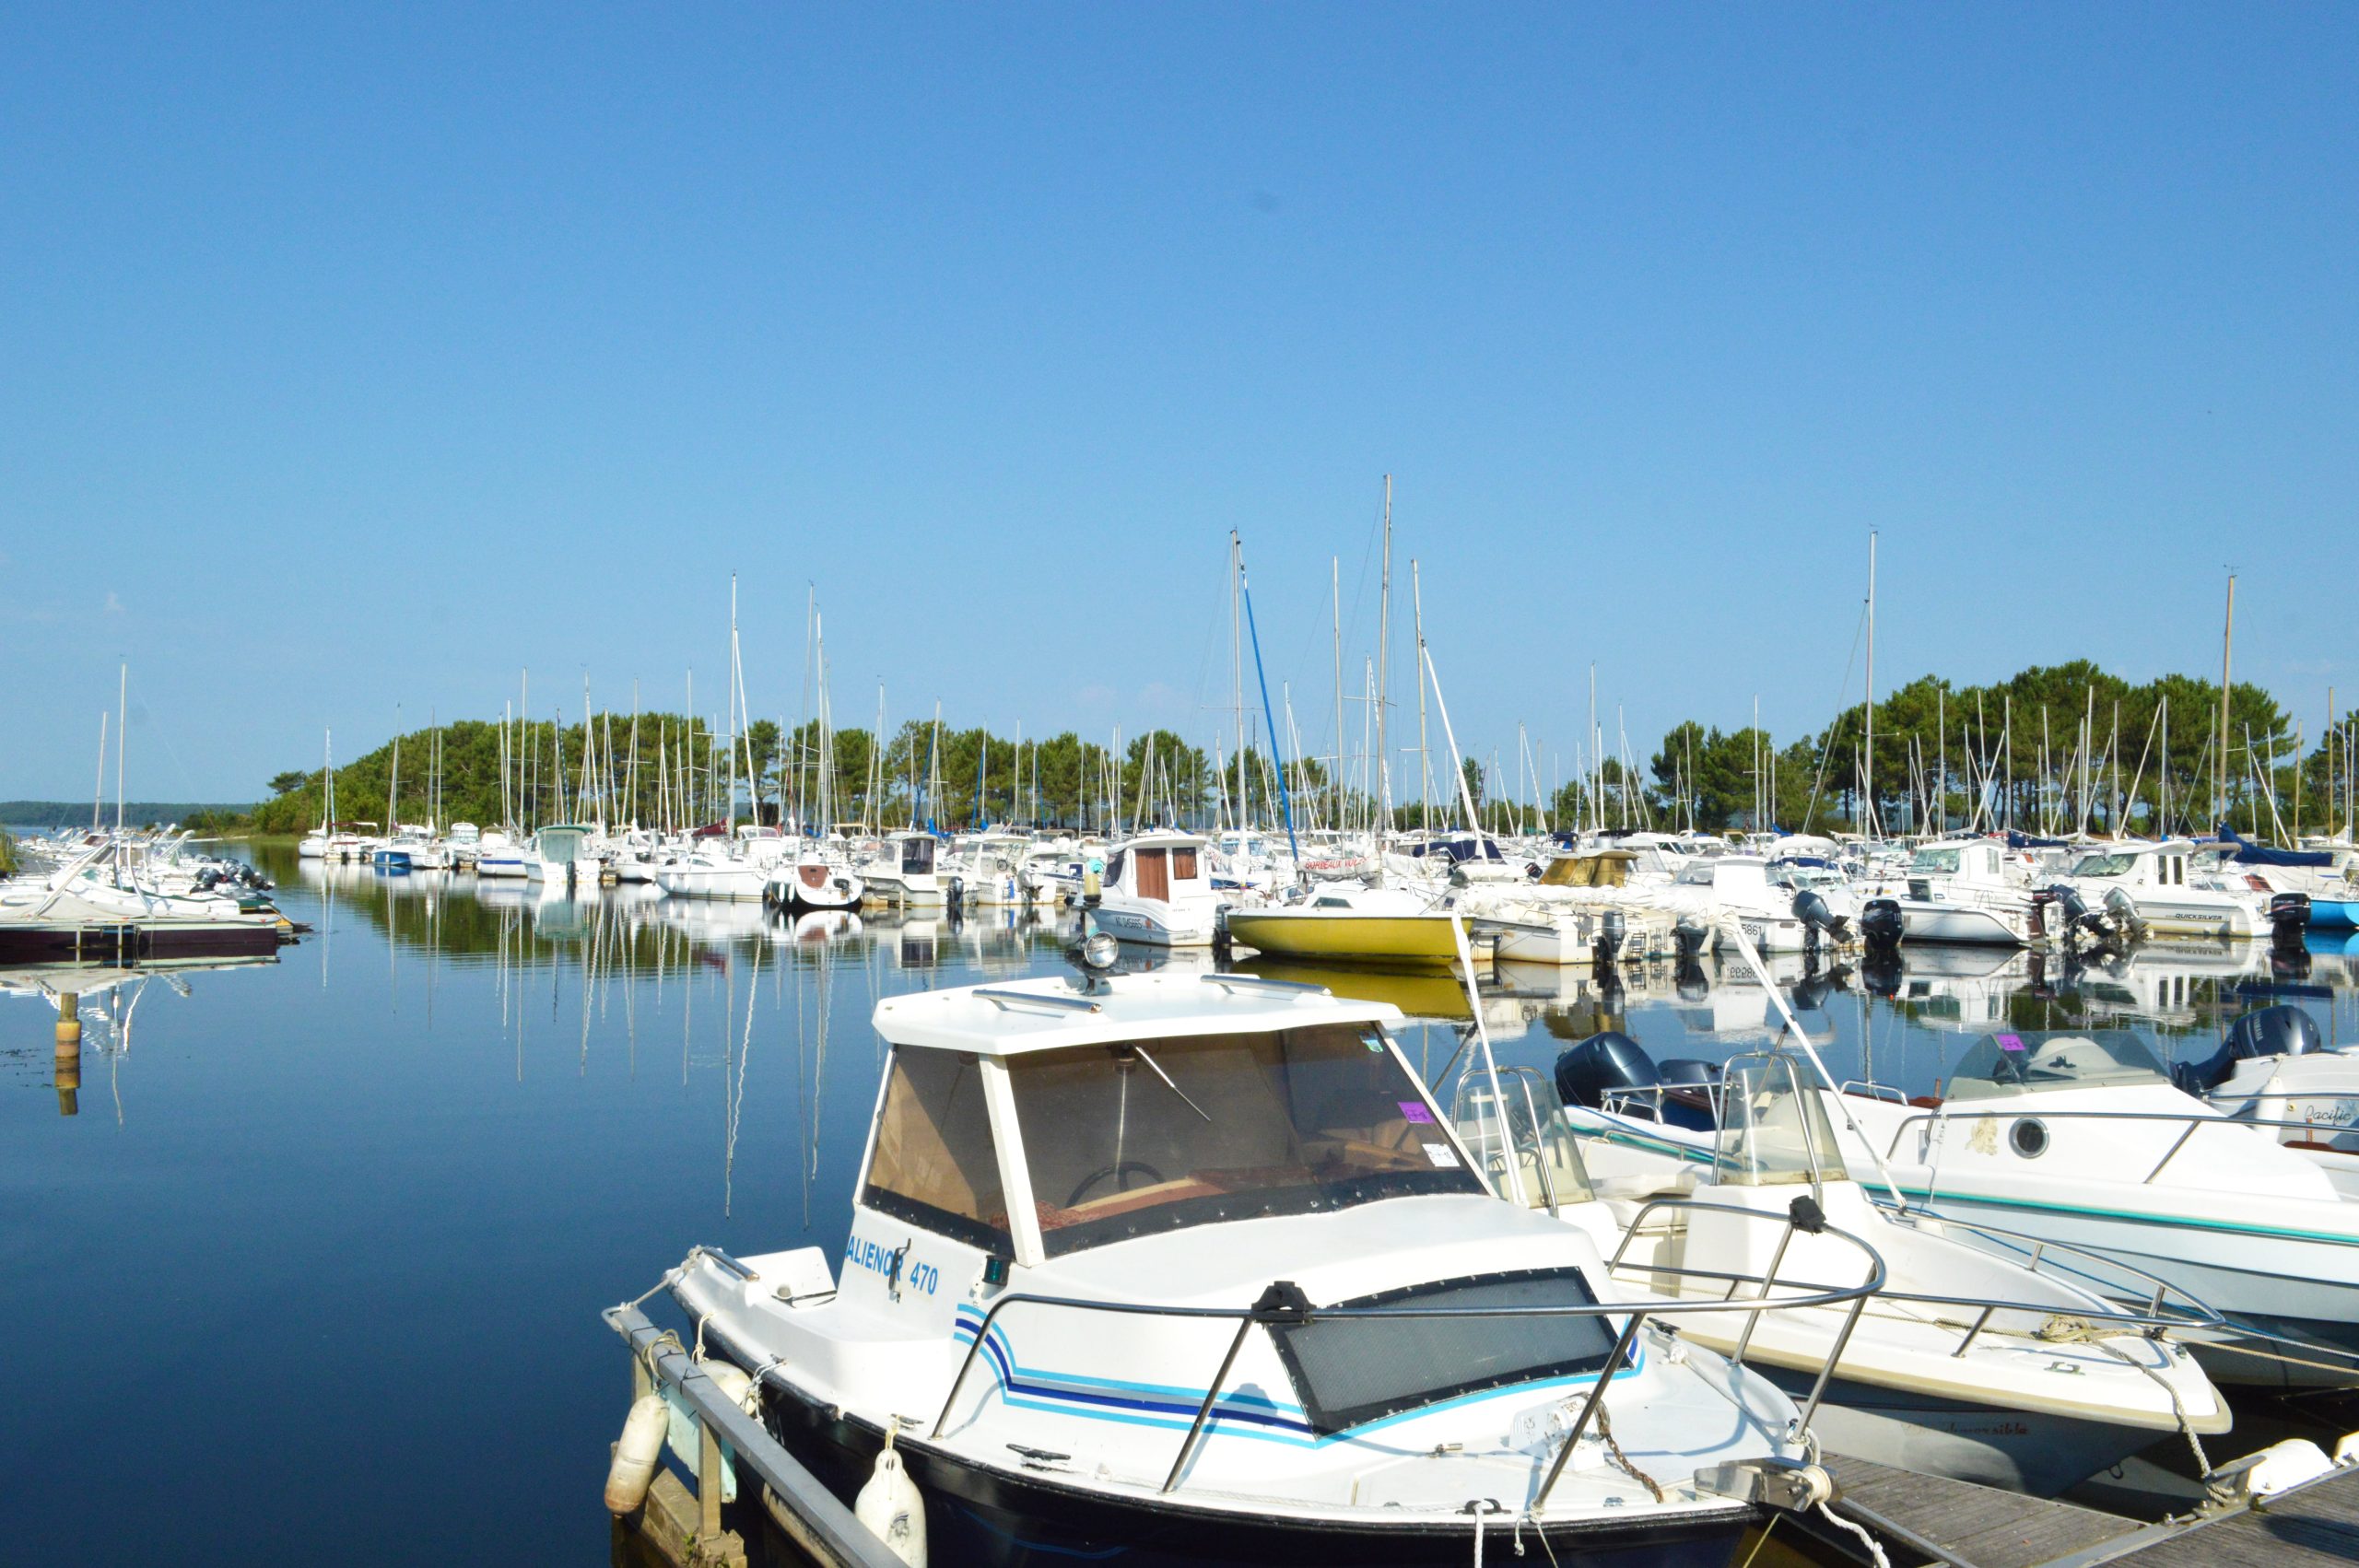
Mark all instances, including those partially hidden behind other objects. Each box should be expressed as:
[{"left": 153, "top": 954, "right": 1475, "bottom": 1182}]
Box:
[
  {"left": 1857, "top": 840, "right": 2047, "bottom": 947},
  {"left": 475, "top": 829, "right": 529, "bottom": 879},
  {"left": 525, "top": 824, "right": 596, "bottom": 889},
  {"left": 861, "top": 830, "right": 946, "bottom": 908},
  {"left": 763, "top": 850, "right": 864, "bottom": 913},
  {"left": 1527, "top": 1042, "right": 2227, "bottom": 1492},
  {"left": 2056, "top": 841, "right": 2271, "bottom": 941},
  {"left": 1827, "top": 1027, "right": 2359, "bottom": 1389},
  {"left": 1089, "top": 829, "right": 1220, "bottom": 946},
  {"left": 652, "top": 954, "right": 1859, "bottom": 1565},
  {"left": 943, "top": 831, "right": 1031, "bottom": 907}
]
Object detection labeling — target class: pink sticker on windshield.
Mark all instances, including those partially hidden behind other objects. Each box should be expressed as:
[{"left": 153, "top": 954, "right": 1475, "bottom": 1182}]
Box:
[
  {"left": 1998, "top": 1033, "right": 2025, "bottom": 1052},
  {"left": 1399, "top": 1100, "right": 1436, "bottom": 1124}
]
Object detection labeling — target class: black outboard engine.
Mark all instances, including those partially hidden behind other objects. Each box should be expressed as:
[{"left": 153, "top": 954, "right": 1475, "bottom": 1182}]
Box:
[
  {"left": 2270, "top": 893, "right": 2312, "bottom": 952},
  {"left": 1554, "top": 1031, "right": 1661, "bottom": 1112},
  {"left": 2227, "top": 1002, "right": 2324, "bottom": 1062},
  {"left": 1555, "top": 1031, "right": 1719, "bottom": 1132},
  {"left": 1791, "top": 889, "right": 1849, "bottom": 947},
  {"left": 2174, "top": 1003, "right": 2325, "bottom": 1095},
  {"left": 1859, "top": 897, "right": 1904, "bottom": 949},
  {"left": 2048, "top": 883, "right": 2128, "bottom": 952}
]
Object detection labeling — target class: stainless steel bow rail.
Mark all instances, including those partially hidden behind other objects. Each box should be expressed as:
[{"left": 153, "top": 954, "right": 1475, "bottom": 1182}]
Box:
[
  {"left": 604, "top": 1300, "right": 907, "bottom": 1568},
  {"left": 929, "top": 1215, "right": 1886, "bottom": 1508},
  {"left": 1603, "top": 1196, "right": 2224, "bottom": 1366}
]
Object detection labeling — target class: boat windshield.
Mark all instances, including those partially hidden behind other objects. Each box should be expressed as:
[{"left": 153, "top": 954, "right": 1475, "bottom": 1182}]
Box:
[
  {"left": 863, "top": 1047, "right": 1008, "bottom": 1252},
  {"left": 901, "top": 837, "right": 936, "bottom": 873},
  {"left": 1909, "top": 847, "right": 1962, "bottom": 874},
  {"left": 1946, "top": 1031, "right": 2171, "bottom": 1100},
  {"left": 1006, "top": 1024, "right": 1484, "bottom": 1257},
  {"left": 2070, "top": 851, "right": 2140, "bottom": 878}
]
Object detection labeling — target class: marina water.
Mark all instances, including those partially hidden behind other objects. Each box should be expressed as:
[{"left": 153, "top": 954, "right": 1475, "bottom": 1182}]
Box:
[{"left": 10, "top": 839, "right": 2359, "bottom": 1564}]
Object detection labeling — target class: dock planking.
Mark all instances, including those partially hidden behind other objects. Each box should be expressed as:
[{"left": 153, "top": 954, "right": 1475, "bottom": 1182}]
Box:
[
  {"left": 1813, "top": 1455, "right": 2138, "bottom": 1568},
  {"left": 2090, "top": 1465, "right": 2359, "bottom": 1565}
]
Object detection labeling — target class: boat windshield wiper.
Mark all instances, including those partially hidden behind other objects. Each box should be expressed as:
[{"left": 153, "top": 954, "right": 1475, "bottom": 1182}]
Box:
[{"left": 1123, "top": 1045, "right": 1213, "bottom": 1123}]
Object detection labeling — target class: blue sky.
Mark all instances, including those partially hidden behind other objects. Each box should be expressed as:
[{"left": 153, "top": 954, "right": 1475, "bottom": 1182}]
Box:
[{"left": 6, "top": 5, "right": 2354, "bottom": 802}]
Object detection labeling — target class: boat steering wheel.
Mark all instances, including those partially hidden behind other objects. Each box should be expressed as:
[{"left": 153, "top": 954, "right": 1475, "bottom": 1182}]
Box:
[{"left": 1066, "top": 1161, "right": 1168, "bottom": 1206}]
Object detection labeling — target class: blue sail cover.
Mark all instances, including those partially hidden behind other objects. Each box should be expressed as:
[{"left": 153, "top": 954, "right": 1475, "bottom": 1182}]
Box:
[
  {"left": 2005, "top": 830, "right": 2071, "bottom": 849},
  {"left": 2218, "top": 825, "right": 2334, "bottom": 868}
]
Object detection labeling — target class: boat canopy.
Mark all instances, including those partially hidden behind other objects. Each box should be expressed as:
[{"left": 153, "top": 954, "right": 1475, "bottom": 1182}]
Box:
[
  {"left": 2218, "top": 825, "right": 2336, "bottom": 869},
  {"left": 1539, "top": 850, "right": 1635, "bottom": 888},
  {"left": 1945, "top": 1030, "right": 2172, "bottom": 1100}
]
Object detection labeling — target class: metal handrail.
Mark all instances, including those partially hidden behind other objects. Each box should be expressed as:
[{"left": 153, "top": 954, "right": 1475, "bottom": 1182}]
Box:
[
  {"left": 1878, "top": 1104, "right": 2359, "bottom": 1185},
  {"left": 1866, "top": 1206, "right": 2223, "bottom": 1331},
  {"left": 930, "top": 1231, "right": 1885, "bottom": 1505}
]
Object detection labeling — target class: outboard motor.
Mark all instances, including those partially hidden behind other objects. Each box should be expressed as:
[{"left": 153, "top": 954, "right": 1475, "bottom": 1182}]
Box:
[
  {"left": 2171, "top": 1003, "right": 2324, "bottom": 1095},
  {"left": 2048, "top": 883, "right": 2126, "bottom": 951},
  {"left": 1554, "top": 1031, "right": 1721, "bottom": 1134},
  {"left": 1673, "top": 917, "right": 1711, "bottom": 958},
  {"left": 1791, "top": 889, "right": 1850, "bottom": 946},
  {"left": 1554, "top": 1031, "right": 1661, "bottom": 1112},
  {"left": 2103, "top": 886, "right": 2149, "bottom": 944},
  {"left": 2227, "top": 1002, "right": 2325, "bottom": 1062},
  {"left": 1592, "top": 908, "right": 1627, "bottom": 966},
  {"left": 1859, "top": 897, "right": 1904, "bottom": 949},
  {"left": 2270, "top": 893, "right": 2313, "bottom": 952}
]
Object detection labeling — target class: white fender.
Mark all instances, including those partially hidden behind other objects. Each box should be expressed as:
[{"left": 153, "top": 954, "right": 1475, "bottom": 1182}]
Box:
[
  {"left": 604, "top": 1394, "right": 669, "bottom": 1514},
  {"left": 853, "top": 1442, "right": 928, "bottom": 1566}
]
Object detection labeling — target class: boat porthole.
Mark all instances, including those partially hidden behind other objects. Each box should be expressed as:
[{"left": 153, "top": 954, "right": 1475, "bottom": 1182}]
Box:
[{"left": 2010, "top": 1117, "right": 2049, "bottom": 1158}]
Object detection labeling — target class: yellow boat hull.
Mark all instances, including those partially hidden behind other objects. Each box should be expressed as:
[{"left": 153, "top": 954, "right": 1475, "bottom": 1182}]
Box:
[{"left": 1222, "top": 909, "right": 1461, "bottom": 967}]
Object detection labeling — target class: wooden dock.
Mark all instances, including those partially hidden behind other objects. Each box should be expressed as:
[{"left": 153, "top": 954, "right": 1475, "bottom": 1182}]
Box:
[{"left": 1800, "top": 1453, "right": 2359, "bottom": 1568}]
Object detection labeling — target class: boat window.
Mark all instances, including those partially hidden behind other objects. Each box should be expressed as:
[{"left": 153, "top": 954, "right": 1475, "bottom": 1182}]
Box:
[
  {"left": 1004, "top": 1024, "right": 1483, "bottom": 1258},
  {"left": 1171, "top": 847, "right": 1199, "bottom": 881},
  {"left": 1715, "top": 1059, "right": 1848, "bottom": 1187},
  {"left": 1103, "top": 849, "right": 1124, "bottom": 885},
  {"left": 1909, "top": 848, "right": 1962, "bottom": 874},
  {"left": 1136, "top": 847, "right": 1169, "bottom": 902},
  {"left": 1946, "top": 1031, "right": 2171, "bottom": 1100},
  {"left": 862, "top": 1047, "right": 1008, "bottom": 1252},
  {"left": 1266, "top": 1268, "right": 1620, "bottom": 1435},
  {"left": 902, "top": 837, "right": 935, "bottom": 873},
  {"left": 2070, "top": 852, "right": 2139, "bottom": 878}
]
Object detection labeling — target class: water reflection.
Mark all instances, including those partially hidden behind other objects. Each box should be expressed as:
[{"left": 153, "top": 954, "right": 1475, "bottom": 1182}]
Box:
[{"left": 13, "top": 842, "right": 2359, "bottom": 1562}]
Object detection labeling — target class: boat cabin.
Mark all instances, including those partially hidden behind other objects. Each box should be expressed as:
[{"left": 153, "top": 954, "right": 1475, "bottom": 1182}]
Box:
[
  {"left": 2067, "top": 842, "right": 2208, "bottom": 890},
  {"left": 851, "top": 975, "right": 1486, "bottom": 1276},
  {"left": 1101, "top": 830, "right": 1210, "bottom": 906},
  {"left": 883, "top": 830, "right": 938, "bottom": 876},
  {"left": 1539, "top": 848, "right": 1637, "bottom": 888}
]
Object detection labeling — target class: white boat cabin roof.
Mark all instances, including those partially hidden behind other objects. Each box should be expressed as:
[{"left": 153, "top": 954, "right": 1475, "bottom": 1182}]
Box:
[{"left": 872, "top": 970, "right": 1401, "bottom": 1059}]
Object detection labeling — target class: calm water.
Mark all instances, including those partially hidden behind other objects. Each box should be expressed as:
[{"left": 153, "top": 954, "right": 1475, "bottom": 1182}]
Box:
[{"left": 8, "top": 842, "right": 2359, "bottom": 1564}]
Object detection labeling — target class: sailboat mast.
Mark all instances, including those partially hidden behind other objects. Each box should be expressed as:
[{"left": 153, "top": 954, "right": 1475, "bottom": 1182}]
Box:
[
  {"left": 1231, "top": 532, "right": 1247, "bottom": 834},
  {"left": 1414, "top": 560, "right": 1431, "bottom": 834},
  {"left": 1332, "top": 556, "right": 1344, "bottom": 836},
  {"left": 114, "top": 655, "right": 125, "bottom": 839},
  {"left": 1864, "top": 530, "right": 1877, "bottom": 837},
  {"left": 1376, "top": 475, "right": 1391, "bottom": 839},
  {"left": 2219, "top": 571, "right": 2236, "bottom": 832}
]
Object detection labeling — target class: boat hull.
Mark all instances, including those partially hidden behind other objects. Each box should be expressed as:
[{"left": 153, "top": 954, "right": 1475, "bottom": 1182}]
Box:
[
  {"left": 1755, "top": 1368, "right": 2162, "bottom": 1496},
  {"left": 1222, "top": 911, "right": 1459, "bottom": 966},
  {"left": 730, "top": 1349, "right": 1756, "bottom": 1568},
  {"left": 0, "top": 919, "right": 284, "bottom": 963}
]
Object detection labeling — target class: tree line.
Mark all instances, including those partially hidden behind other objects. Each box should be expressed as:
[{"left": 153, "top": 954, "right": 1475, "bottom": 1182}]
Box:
[{"left": 229, "top": 661, "right": 2354, "bottom": 846}]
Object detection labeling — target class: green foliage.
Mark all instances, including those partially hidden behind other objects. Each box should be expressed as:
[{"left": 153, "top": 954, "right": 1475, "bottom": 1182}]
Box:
[{"left": 0, "top": 825, "right": 15, "bottom": 876}]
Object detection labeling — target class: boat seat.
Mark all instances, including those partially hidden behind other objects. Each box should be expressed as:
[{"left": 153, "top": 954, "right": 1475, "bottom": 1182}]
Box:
[{"left": 1592, "top": 1167, "right": 1698, "bottom": 1205}]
